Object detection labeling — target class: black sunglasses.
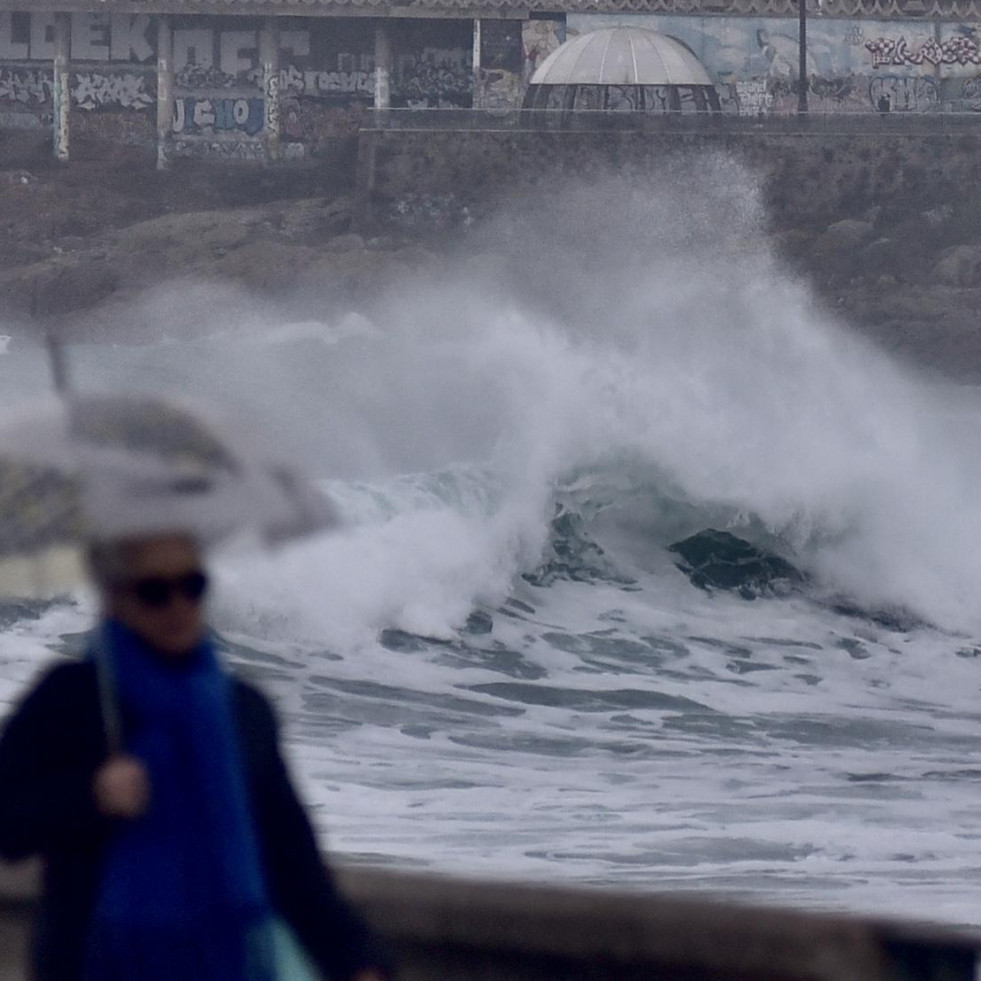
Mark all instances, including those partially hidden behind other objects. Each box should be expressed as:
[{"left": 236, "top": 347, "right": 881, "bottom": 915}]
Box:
[{"left": 126, "top": 571, "right": 210, "bottom": 609}]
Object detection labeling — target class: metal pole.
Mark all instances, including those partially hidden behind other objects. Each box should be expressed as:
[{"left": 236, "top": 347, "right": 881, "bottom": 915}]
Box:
[
  {"left": 52, "top": 13, "right": 71, "bottom": 161},
  {"left": 374, "top": 22, "right": 391, "bottom": 111},
  {"left": 797, "top": 0, "right": 808, "bottom": 114},
  {"left": 472, "top": 19, "right": 482, "bottom": 110},
  {"left": 156, "top": 16, "right": 174, "bottom": 171},
  {"left": 260, "top": 18, "right": 280, "bottom": 165}
]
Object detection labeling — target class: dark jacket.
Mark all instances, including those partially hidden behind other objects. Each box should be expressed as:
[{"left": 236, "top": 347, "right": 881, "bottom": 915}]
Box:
[{"left": 0, "top": 660, "right": 388, "bottom": 981}]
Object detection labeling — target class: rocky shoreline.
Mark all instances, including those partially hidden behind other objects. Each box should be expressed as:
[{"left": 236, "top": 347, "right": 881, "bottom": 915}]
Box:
[{"left": 2, "top": 129, "right": 981, "bottom": 382}]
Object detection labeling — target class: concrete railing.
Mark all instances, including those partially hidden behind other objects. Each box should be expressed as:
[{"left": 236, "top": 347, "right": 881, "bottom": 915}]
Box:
[
  {"left": 1, "top": 860, "right": 979, "bottom": 980},
  {"left": 359, "top": 107, "right": 981, "bottom": 136}
]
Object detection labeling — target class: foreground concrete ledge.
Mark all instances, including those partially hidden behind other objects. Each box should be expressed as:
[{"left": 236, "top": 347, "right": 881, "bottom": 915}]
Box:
[
  {"left": 336, "top": 867, "right": 981, "bottom": 980},
  {"left": 1, "top": 861, "right": 979, "bottom": 980}
]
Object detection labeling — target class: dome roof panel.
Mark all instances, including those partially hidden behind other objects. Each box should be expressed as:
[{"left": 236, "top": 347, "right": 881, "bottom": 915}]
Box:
[{"left": 530, "top": 27, "right": 714, "bottom": 87}]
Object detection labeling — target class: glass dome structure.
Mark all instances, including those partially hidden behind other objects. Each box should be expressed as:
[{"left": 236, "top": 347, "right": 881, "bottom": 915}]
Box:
[{"left": 523, "top": 27, "right": 721, "bottom": 114}]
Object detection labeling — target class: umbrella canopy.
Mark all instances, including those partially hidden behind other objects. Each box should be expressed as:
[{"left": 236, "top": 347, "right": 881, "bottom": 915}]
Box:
[{"left": 0, "top": 393, "right": 336, "bottom": 576}]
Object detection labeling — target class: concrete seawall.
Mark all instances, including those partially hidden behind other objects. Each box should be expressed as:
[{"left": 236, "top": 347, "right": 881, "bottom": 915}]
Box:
[
  {"left": 356, "top": 113, "right": 981, "bottom": 230},
  {"left": 1, "top": 860, "right": 978, "bottom": 979}
]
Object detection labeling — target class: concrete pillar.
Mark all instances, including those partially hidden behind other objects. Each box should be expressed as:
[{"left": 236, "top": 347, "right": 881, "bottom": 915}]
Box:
[
  {"left": 472, "top": 18, "right": 482, "bottom": 109},
  {"left": 259, "top": 18, "right": 280, "bottom": 164},
  {"left": 156, "top": 16, "right": 174, "bottom": 171},
  {"left": 52, "top": 13, "right": 70, "bottom": 162},
  {"left": 373, "top": 23, "right": 391, "bottom": 111}
]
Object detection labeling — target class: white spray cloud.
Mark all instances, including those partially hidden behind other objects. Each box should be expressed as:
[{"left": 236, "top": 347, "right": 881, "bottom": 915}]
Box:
[{"left": 6, "top": 156, "right": 981, "bottom": 640}]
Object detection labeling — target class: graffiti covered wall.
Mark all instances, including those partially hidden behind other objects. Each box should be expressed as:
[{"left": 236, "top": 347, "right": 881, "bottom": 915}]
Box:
[
  {"left": 4, "top": 6, "right": 979, "bottom": 155},
  {"left": 0, "top": 12, "right": 565, "bottom": 130},
  {"left": 570, "top": 12, "right": 981, "bottom": 112},
  {"left": 390, "top": 20, "right": 473, "bottom": 108},
  {"left": 167, "top": 17, "right": 377, "bottom": 158},
  {"left": 474, "top": 17, "right": 565, "bottom": 110},
  {"left": 0, "top": 13, "right": 376, "bottom": 155},
  {"left": 0, "top": 13, "right": 505, "bottom": 154}
]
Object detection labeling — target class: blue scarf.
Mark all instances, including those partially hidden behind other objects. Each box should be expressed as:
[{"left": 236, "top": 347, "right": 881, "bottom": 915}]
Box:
[{"left": 84, "top": 620, "right": 276, "bottom": 981}]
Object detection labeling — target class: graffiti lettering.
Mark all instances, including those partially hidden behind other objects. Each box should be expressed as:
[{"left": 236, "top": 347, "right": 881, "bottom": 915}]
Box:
[
  {"left": 173, "top": 29, "right": 212, "bottom": 75},
  {"left": 175, "top": 62, "right": 374, "bottom": 98},
  {"left": 0, "top": 68, "right": 154, "bottom": 110},
  {"left": 279, "top": 64, "right": 373, "bottom": 97},
  {"left": 0, "top": 16, "right": 389, "bottom": 106},
  {"left": 175, "top": 65, "right": 239, "bottom": 91},
  {"left": 71, "top": 13, "right": 110, "bottom": 62},
  {"left": 868, "top": 74, "right": 939, "bottom": 111},
  {"left": 810, "top": 75, "right": 856, "bottom": 103},
  {"left": 866, "top": 34, "right": 981, "bottom": 67},
  {"left": 264, "top": 69, "right": 280, "bottom": 135},
  {"left": 172, "top": 96, "right": 264, "bottom": 136},
  {"left": 734, "top": 77, "right": 773, "bottom": 115},
  {"left": 73, "top": 72, "right": 153, "bottom": 110},
  {"left": 220, "top": 31, "right": 255, "bottom": 78},
  {"left": 398, "top": 47, "right": 472, "bottom": 108},
  {"left": 0, "top": 13, "right": 152, "bottom": 63},
  {"left": 0, "top": 68, "right": 50, "bottom": 104},
  {"left": 110, "top": 14, "right": 153, "bottom": 62},
  {"left": 0, "top": 13, "right": 27, "bottom": 60},
  {"left": 172, "top": 138, "right": 264, "bottom": 161},
  {"left": 962, "top": 74, "right": 981, "bottom": 109}
]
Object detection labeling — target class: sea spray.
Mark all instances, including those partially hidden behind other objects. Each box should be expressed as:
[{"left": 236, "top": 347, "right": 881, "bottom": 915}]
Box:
[
  {"left": 1, "top": 158, "right": 977, "bottom": 635},
  {"left": 204, "top": 165, "right": 981, "bottom": 636}
]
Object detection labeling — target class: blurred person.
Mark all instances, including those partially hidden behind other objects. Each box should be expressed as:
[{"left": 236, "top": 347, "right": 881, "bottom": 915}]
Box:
[{"left": 0, "top": 533, "right": 391, "bottom": 981}]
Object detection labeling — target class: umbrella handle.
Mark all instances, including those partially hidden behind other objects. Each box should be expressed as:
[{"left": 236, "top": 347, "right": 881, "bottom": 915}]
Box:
[
  {"left": 94, "top": 626, "right": 124, "bottom": 755},
  {"left": 45, "top": 332, "right": 71, "bottom": 396}
]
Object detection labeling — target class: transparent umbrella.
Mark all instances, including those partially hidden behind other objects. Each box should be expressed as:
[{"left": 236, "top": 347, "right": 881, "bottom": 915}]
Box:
[{"left": 0, "top": 391, "right": 337, "bottom": 595}]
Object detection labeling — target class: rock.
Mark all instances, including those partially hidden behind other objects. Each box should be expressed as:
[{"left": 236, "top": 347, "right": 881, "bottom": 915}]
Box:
[
  {"left": 813, "top": 218, "right": 875, "bottom": 256},
  {"left": 379, "top": 629, "right": 426, "bottom": 652},
  {"left": 668, "top": 531, "right": 925, "bottom": 627},
  {"left": 923, "top": 204, "right": 953, "bottom": 226},
  {"left": 934, "top": 244, "right": 981, "bottom": 287},
  {"left": 325, "top": 233, "right": 366, "bottom": 253},
  {"left": 276, "top": 196, "right": 352, "bottom": 243},
  {"left": 211, "top": 240, "right": 320, "bottom": 291},
  {"left": 0, "top": 255, "right": 119, "bottom": 317},
  {"left": 770, "top": 228, "right": 815, "bottom": 260},
  {"left": 465, "top": 611, "right": 493, "bottom": 635},
  {"left": 524, "top": 507, "right": 635, "bottom": 588},
  {"left": 858, "top": 237, "right": 901, "bottom": 277},
  {"left": 668, "top": 529, "right": 805, "bottom": 600},
  {"left": 294, "top": 248, "right": 439, "bottom": 303},
  {"left": 823, "top": 596, "right": 925, "bottom": 632},
  {"left": 0, "top": 169, "right": 33, "bottom": 186}
]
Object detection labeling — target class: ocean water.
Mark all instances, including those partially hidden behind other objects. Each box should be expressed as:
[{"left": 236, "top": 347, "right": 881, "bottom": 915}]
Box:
[{"left": 4, "top": 165, "right": 981, "bottom": 929}]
